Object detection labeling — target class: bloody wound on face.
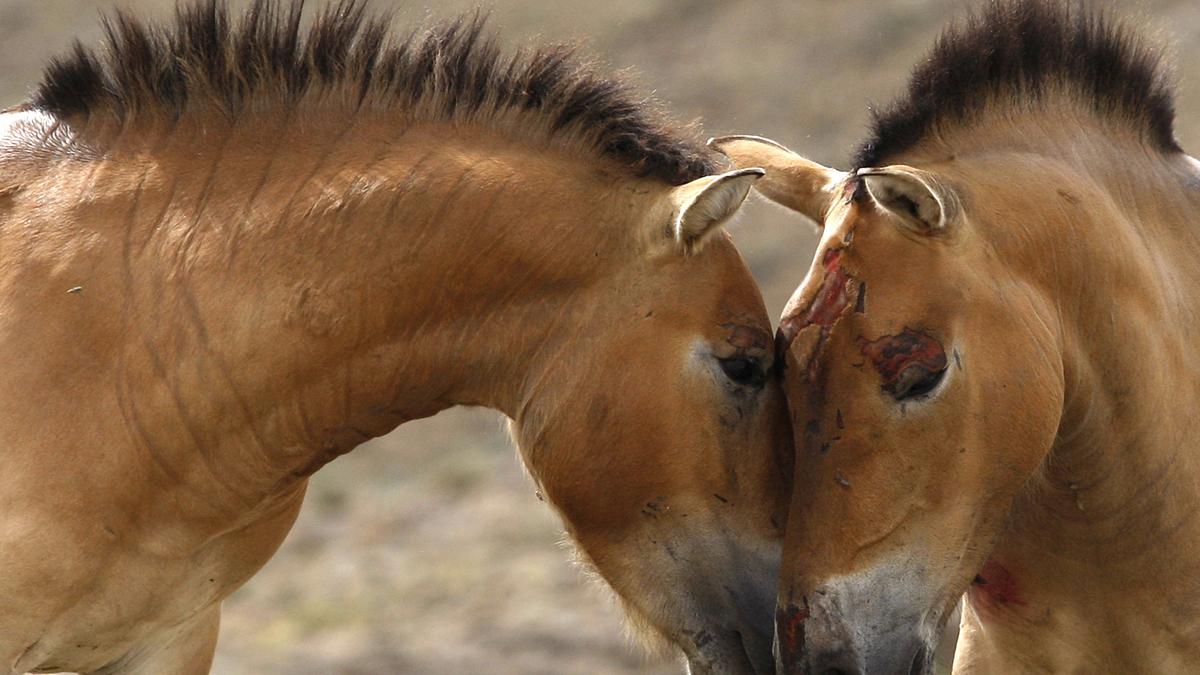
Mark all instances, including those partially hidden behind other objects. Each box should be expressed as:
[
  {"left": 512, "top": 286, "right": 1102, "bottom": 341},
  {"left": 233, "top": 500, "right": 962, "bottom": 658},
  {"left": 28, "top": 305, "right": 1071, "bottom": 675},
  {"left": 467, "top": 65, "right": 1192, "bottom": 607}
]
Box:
[{"left": 858, "top": 328, "right": 947, "bottom": 396}]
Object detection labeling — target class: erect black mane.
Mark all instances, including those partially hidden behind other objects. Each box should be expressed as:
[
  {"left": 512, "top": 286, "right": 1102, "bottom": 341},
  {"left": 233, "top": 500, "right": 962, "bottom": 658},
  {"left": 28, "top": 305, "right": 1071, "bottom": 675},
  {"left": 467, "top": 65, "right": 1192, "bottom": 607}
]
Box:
[
  {"left": 31, "top": 0, "right": 719, "bottom": 185},
  {"left": 854, "top": 0, "right": 1181, "bottom": 169}
]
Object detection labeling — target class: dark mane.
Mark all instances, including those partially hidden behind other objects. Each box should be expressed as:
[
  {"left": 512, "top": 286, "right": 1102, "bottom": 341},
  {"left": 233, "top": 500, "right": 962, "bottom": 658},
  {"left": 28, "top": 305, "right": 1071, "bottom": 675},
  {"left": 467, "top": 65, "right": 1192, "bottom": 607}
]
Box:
[
  {"left": 853, "top": 0, "right": 1181, "bottom": 169},
  {"left": 31, "top": 0, "right": 719, "bottom": 185}
]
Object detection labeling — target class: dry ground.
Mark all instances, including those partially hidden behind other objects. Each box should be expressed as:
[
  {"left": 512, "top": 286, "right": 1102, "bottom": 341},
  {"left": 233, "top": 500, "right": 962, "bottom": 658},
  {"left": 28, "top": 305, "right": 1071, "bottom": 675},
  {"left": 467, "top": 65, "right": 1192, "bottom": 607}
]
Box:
[{"left": 2, "top": 1, "right": 1199, "bottom": 673}]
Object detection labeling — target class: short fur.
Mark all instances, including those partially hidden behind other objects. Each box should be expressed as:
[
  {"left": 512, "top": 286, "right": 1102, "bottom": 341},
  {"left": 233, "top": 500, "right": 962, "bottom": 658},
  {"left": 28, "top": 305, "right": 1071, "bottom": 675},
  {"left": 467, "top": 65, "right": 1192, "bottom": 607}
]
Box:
[
  {"left": 854, "top": 0, "right": 1181, "bottom": 169},
  {"left": 31, "top": 0, "right": 718, "bottom": 185}
]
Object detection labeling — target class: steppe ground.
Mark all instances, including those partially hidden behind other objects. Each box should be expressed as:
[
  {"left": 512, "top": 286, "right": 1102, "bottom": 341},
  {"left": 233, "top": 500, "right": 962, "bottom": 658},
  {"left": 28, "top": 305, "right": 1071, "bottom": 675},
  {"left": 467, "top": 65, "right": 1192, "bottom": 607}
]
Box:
[{"left": 2, "top": 1, "right": 1198, "bottom": 673}]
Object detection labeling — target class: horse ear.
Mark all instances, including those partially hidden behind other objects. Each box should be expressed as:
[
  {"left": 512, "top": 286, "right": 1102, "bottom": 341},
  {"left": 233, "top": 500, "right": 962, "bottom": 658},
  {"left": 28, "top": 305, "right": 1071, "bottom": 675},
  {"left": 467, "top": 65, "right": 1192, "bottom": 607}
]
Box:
[
  {"left": 666, "top": 168, "right": 764, "bottom": 252},
  {"left": 708, "top": 135, "right": 846, "bottom": 227},
  {"left": 858, "top": 166, "right": 957, "bottom": 234}
]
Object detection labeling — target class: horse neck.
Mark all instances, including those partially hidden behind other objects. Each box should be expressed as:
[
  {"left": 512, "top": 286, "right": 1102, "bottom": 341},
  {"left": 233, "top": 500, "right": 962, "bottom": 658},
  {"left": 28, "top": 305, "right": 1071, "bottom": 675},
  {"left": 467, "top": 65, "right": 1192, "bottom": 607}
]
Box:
[
  {"left": 69, "top": 111, "right": 647, "bottom": 504},
  {"left": 977, "top": 138, "right": 1200, "bottom": 657}
]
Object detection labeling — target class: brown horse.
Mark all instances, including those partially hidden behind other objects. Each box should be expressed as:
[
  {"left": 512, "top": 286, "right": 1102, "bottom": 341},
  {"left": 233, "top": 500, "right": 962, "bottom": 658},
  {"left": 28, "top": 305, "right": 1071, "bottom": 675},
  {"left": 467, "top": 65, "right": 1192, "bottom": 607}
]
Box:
[
  {"left": 0, "top": 2, "right": 792, "bottom": 673},
  {"left": 716, "top": 1, "right": 1200, "bottom": 673}
]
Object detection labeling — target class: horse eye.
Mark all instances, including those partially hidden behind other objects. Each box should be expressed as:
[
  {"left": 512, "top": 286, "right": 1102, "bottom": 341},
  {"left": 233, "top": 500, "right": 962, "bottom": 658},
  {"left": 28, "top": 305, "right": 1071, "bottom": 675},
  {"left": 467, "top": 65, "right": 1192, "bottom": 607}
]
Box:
[
  {"left": 892, "top": 364, "right": 946, "bottom": 400},
  {"left": 719, "top": 357, "right": 765, "bottom": 387}
]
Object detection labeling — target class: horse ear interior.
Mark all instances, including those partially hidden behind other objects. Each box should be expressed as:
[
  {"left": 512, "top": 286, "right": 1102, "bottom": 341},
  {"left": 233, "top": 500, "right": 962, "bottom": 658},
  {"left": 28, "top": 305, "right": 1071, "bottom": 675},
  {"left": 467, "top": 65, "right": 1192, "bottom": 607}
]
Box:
[
  {"left": 858, "top": 166, "right": 955, "bottom": 234},
  {"left": 707, "top": 135, "right": 846, "bottom": 227},
  {"left": 668, "top": 168, "right": 764, "bottom": 252}
]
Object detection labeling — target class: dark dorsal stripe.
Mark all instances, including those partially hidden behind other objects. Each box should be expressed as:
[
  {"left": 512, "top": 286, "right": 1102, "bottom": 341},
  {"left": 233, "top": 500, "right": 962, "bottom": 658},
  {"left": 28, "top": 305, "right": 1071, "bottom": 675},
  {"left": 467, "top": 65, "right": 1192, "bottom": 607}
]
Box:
[
  {"left": 30, "top": 0, "right": 719, "bottom": 186},
  {"left": 854, "top": 0, "right": 1181, "bottom": 169}
]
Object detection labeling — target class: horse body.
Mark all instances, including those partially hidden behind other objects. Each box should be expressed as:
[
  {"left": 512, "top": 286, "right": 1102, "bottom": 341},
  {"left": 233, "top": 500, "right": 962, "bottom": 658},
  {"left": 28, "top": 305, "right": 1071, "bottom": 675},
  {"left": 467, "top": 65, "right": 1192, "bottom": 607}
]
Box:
[
  {"left": 0, "top": 4, "right": 790, "bottom": 673},
  {"left": 717, "top": 1, "right": 1200, "bottom": 672}
]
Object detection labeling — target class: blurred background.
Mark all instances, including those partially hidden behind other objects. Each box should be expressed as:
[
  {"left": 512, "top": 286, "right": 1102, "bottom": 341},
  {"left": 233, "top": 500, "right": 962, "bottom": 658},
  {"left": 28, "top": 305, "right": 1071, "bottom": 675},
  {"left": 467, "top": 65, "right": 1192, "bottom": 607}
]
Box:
[{"left": 3, "top": 1, "right": 1198, "bottom": 673}]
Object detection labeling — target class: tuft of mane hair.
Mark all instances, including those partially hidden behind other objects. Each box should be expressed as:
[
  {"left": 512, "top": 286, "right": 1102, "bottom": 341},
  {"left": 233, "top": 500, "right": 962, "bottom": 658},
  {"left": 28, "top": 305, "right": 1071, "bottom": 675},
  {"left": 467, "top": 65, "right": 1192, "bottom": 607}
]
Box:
[
  {"left": 30, "top": 0, "right": 719, "bottom": 185},
  {"left": 853, "top": 0, "right": 1181, "bottom": 169}
]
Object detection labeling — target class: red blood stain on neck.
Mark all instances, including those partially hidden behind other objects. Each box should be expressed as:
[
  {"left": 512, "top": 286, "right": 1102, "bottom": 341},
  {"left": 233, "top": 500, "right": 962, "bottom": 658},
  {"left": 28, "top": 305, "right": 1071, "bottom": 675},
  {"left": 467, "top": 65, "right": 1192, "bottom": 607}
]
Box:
[
  {"left": 858, "top": 328, "right": 947, "bottom": 395},
  {"left": 969, "top": 559, "right": 1025, "bottom": 613}
]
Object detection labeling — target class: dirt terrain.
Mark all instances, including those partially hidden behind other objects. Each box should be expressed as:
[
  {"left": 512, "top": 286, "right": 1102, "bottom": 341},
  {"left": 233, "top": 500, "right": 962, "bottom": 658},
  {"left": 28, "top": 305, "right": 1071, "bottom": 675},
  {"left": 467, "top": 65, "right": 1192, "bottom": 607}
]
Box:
[{"left": 2, "top": 1, "right": 1198, "bottom": 673}]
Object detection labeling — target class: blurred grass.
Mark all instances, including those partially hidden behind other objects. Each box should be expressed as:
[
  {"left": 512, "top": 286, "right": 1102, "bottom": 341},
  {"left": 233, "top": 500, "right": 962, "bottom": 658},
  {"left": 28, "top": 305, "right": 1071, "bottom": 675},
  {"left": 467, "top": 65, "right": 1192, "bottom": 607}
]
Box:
[{"left": 2, "top": 1, "right": 1198, "bottom": 673}]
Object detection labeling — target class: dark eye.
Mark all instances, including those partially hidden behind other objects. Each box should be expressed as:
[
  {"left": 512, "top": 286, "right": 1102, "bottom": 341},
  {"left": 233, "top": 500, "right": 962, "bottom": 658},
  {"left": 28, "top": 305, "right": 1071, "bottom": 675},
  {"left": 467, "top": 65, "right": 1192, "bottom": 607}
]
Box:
[
  {"left": 892, "top": 364, "right": 946, "bottom": 400},
  {"left": 719, "top": 357, "right": 765, "bottom": 387}
]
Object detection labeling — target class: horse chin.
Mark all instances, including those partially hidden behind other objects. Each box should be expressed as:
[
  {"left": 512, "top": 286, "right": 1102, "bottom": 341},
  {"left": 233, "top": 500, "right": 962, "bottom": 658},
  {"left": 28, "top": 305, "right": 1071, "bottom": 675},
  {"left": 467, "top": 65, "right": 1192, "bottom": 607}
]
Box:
[
  {"left": 598, "top": 523, "right": 781, "bottom": 674},
  {"left": 682, "top": 629, "right": 772, "bottom": 675},
  {"left": 642, "top": 586, "right": 776, "bottom": 675}
]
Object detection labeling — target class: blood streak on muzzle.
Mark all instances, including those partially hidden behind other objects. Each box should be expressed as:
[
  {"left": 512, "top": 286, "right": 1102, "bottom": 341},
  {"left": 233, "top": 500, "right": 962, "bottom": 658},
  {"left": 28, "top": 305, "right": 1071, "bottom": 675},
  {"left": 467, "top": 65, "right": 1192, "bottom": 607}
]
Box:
[
  {"left": 775, "top": 602, "right": 809, "bottom": 668},
  {"left": 858, "top": 328, "right": 947, "bottom": 395}
]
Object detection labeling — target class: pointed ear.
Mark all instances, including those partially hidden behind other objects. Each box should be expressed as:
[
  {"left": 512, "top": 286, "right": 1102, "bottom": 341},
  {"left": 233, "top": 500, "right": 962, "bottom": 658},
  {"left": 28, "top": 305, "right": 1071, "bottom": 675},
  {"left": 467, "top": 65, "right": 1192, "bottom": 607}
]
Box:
[
  {"left": 857, "top": 165, "right": 958, "bottom": 234},
  {"left": 707, "top": 135, "right": 846, "bottom": 226},
  {"left": 666, "top": 167, "right": 764, "bottom": 252}
]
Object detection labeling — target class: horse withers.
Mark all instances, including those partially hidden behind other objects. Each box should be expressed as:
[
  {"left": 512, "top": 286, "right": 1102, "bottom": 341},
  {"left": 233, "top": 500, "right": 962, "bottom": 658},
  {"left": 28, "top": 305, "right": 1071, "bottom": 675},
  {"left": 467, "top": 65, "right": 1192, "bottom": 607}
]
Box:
[
  {"left": 717, "top": 0, "right": 1200, "bottom": 673},
  {"left": 0, "top": 2, "right": 791, "bottom": 673}
]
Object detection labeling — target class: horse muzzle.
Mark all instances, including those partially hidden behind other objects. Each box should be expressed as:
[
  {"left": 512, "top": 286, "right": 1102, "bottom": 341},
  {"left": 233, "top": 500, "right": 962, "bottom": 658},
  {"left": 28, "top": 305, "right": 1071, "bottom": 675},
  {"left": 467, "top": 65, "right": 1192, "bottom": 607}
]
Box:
[{"left": 774, "top": 564, "right": 942, "bottom": 675}]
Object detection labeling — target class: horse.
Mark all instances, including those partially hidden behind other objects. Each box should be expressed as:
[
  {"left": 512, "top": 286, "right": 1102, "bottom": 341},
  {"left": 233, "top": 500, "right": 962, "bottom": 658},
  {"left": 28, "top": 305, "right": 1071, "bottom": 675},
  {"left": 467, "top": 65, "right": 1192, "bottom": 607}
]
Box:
[
  {"left": 0, "top": 2, "right": 793, "bottom": 673},
  {"left": 714, "top": 0, "right": 1200, "bottom": 672}
]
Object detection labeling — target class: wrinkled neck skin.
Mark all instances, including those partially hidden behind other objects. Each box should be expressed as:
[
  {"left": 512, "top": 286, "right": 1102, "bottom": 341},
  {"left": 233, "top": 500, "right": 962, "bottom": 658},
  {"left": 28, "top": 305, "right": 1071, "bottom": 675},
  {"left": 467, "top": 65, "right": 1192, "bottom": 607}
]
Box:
[
  {"left": 936, "top": 126, "right": 1200, "bottom": 672},
  {"left": 76, "top": 110, "right": 641, "bottom": 496},
  {"left": 0, "top": 108, "right": 660, "bottom": 671}
]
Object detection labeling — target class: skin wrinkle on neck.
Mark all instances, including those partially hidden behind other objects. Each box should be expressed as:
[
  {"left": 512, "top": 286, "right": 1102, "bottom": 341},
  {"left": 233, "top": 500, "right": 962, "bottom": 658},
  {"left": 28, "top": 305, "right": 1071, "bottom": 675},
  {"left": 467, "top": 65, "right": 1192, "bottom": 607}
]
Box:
[
  {"left": 113, "top": 152, "right": 259, "bottom": 501},
  {"left": 268, "top": 111, "right": 364, "bottom": 239},
  {"left": 46, "top": 106, "right": 628, "bottom": 509},
  {"left": 176, "top": 120, "right": 236, "bottom": 267},
  {"left": 224, "top": 115, "right": 291, "bottom": 267}
]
